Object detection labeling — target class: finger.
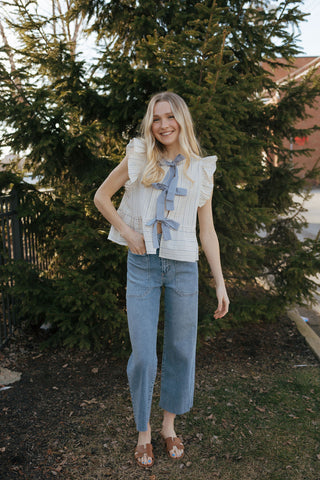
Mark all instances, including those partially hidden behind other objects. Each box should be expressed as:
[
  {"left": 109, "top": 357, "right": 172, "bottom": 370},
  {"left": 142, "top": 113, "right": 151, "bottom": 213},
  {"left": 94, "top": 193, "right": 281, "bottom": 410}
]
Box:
[
  {"left": 214, "top": 299, "right": 223, "bottom": 315},
  {"left": 218, "top": 304, "right": 229, "bottom": 317},
  {"left": 219, "top": 300, "right": 229, "bottom": 316},
  {"left": 214, "top": 300, "right": 229, "bottom": 318}
]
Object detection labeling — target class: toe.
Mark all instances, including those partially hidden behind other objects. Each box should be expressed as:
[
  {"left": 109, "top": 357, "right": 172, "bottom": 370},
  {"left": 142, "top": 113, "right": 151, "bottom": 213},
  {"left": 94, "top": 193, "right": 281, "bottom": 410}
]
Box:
[
  {"left": 170, "top": 446, "right": 183, "bottom": 458},
  {"left": 170, "top": 446, "right": 177, "bottom": 458}
]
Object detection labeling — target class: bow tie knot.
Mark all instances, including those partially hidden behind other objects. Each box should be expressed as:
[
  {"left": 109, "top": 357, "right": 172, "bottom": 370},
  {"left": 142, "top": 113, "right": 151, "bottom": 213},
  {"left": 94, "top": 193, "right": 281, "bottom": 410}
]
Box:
[
  {"left": 162, "top": 154, "right": 185, "bottom": 167},
  {"left": 147, "top": 153, "right": 187, "bottom": 249}
]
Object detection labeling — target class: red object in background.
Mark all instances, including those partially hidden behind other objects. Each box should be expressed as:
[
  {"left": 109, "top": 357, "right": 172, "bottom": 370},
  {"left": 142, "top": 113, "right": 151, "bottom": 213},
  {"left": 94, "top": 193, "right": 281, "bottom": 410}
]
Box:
[{"left": 294, "top": 136, "right": 309, "bottom": 146}]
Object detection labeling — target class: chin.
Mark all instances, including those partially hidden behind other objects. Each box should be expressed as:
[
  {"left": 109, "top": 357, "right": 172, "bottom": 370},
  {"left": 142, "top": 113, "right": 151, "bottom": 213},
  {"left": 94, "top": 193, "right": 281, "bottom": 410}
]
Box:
[{"left": 159, "top": 135, "right": 178, "bottom": 145}]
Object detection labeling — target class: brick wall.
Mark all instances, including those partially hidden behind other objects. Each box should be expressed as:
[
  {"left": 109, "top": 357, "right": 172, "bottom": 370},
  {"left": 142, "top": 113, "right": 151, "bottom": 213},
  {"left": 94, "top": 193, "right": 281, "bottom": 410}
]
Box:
[
  {"left": 264, "top": 57, "right": 320, "bottom": 185},
  {"left": 287, "top": 96, "right": 320, "bottom": 185}
]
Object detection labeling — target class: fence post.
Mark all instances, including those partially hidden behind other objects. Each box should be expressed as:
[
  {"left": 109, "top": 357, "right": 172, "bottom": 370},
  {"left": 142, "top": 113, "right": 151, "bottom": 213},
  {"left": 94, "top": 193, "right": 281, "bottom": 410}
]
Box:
[{"left": 11, "top": 187, "right": 23, "bottom": 261}]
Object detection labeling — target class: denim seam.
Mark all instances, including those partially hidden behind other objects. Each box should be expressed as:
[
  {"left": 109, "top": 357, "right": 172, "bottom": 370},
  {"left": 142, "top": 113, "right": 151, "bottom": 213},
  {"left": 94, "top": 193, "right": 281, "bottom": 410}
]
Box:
[
  {"left": 128, "top": 361, "right": 158, "bottom": 432},
  {"left": 146, "top": 362, "right": 157, "bottom": 429}
]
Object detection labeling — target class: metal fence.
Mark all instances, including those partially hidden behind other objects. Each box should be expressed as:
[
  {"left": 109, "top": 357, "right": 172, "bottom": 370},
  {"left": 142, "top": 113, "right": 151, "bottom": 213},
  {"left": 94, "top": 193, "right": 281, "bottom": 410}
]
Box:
[{"left": 0, "top": 188, "right": 48, "bottom": 348}]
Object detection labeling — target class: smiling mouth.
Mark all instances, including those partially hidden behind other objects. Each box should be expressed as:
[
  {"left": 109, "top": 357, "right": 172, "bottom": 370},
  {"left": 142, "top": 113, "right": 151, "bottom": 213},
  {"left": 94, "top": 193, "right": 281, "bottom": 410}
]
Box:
[{"left": 161, "top": 131, "right": 174, "bottom": 136}]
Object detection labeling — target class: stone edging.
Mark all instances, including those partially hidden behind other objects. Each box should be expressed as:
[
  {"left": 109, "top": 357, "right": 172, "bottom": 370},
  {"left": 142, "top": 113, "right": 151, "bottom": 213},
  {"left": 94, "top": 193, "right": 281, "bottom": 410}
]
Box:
[
  {"left": 0, "top": 367, "right": 22, "bottom": 386},
  {"left": 288, "top": 308, "right": 320, "bottom": 362}
]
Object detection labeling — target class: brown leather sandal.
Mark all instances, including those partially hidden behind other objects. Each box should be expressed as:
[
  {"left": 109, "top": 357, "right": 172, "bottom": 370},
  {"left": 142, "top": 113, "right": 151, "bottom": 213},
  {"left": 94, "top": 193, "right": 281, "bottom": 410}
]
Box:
[
  {"left": 163, "top": 436, "right": 184, "bottom": 460},
  {"left": 134, "top": 443, "right": 154, "bottom": 468}
]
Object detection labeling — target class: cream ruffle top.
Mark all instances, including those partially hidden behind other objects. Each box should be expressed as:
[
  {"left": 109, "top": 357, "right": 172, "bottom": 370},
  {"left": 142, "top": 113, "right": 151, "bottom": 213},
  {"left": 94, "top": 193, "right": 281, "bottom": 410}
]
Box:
[{"left": 108, "top": 137, "right": 217, "bottom": 262}]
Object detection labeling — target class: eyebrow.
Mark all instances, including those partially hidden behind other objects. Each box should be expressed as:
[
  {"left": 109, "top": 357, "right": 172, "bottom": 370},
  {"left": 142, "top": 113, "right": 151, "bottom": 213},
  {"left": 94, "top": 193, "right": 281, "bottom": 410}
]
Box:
[{"left": 153, "top": 111, "right": 174, "bottom": 117}]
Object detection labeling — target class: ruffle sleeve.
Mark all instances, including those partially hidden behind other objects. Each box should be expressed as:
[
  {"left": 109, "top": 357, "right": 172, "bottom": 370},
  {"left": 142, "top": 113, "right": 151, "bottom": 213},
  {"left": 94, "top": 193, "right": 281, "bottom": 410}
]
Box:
[
  {"left": 198, "top": 155, "right": 217, "bottom": 207},
  {"left": 125, "top": 137, "right": 147, "bottom": 186}
]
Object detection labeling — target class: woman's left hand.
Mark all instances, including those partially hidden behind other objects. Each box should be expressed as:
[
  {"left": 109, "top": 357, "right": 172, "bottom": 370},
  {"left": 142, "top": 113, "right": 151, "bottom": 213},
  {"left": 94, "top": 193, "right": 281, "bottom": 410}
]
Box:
[{"left": 214, "top": 284, "right": 229, "bottom": 319}]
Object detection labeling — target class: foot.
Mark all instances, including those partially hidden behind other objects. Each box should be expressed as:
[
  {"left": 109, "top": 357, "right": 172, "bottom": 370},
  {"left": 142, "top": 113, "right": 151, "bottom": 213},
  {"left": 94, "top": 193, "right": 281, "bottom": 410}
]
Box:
[
  {"left": 160, "top": 427, "right": 184, "bottom": 459},
  {"left": 135, "top": 423, "right": 153, "bottom": 467}
]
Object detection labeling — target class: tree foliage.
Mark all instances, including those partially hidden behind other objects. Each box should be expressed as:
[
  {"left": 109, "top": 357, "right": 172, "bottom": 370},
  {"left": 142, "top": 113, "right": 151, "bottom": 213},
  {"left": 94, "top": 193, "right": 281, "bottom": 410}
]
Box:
[{"left": 0, "top": 0, "right": 319, "bottom": 351}]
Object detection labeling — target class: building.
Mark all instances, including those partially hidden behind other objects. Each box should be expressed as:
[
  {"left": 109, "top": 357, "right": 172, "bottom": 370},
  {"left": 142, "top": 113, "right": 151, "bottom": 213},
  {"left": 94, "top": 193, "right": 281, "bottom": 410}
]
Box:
[{"left": 263, "top": 56, "right": 320, "bottom": 185}]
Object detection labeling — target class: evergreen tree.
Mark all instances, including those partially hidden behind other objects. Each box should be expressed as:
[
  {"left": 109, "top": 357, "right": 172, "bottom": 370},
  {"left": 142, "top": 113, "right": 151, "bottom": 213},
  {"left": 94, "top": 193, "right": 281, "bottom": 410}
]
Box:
[
  {"left": 74, "top": 0, "right": 320, "bottom": 330},
  {"left": 0, "top": 0, "right": 319, "bottom": 350},
  {"left": 0, "top": 0, "right": 128, "bottom": 350}
]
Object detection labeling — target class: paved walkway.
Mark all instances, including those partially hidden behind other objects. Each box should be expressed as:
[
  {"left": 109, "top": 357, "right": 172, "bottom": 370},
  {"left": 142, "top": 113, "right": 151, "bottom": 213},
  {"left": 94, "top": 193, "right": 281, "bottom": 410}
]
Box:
[
  {"left": 296, "top": 307, "right": 320, "bottom": 337},
  {"left": 291, "top": 188, "right": 320, "bottom": 359},
  {"left": 297, "top": 188, "right": 320, "bottom": 240},
  {"left": 299, "top": 188, "right": 320, "bottom": 325}
]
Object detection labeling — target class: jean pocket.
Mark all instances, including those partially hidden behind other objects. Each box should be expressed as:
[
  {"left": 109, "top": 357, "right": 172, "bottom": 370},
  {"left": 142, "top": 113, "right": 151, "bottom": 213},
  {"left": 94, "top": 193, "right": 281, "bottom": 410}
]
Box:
[
  {"left": 128, "top": 250, "right": 147, "bottom": 257},
  {"left": 127, "top": 251, "right": 151, "bottom": 297},
  {"left": 175, "top": 261, "right": 198, "bottom": 295}
]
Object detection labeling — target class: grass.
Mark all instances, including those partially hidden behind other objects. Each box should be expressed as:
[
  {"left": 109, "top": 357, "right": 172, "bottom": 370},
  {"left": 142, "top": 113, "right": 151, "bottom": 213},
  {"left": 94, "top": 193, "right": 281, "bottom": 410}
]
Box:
[
  {"left": 180, "top": 368, "right": 320, "bottom": 480},
  {"left": 57, "top": 346, "right": 320, "bottom": 479},
  {"left": 1, "top": 318, "right": 320, "bottom": 479}
]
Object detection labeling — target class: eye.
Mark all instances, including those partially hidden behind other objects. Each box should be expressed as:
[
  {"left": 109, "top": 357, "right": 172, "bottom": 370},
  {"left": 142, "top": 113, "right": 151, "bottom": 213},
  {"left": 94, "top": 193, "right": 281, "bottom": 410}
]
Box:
[
  {"left": 153, "top": 118, "right": 159, "bottom": 122},
  {"left": 168, "top": 115, "right": 175, "bottom": 119}
]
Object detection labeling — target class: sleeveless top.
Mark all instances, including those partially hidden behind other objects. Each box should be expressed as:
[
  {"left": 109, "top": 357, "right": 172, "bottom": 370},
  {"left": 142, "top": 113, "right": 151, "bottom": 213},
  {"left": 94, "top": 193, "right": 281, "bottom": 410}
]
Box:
[{"left": 108, "top": 137, "right": 217, "bottom": 262}]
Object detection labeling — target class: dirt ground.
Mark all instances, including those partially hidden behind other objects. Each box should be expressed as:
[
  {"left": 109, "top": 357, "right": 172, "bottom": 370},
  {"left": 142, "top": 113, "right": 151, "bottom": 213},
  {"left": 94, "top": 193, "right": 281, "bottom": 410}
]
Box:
[{"left": 0, "top": 316, "right": 319, "bottom": 480}]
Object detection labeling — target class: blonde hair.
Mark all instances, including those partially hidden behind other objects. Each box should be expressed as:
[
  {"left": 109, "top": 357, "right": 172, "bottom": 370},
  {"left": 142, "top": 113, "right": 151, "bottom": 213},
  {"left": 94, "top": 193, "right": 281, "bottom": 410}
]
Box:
[{"left": 140, "top": 92, "right": 201, "bottom": 186}]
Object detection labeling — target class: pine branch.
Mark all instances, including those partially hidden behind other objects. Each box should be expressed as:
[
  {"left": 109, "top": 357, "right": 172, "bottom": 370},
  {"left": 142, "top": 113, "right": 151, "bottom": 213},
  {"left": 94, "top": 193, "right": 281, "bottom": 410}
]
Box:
[
  {"left": 198, "top": 0, "right": 216, "bottom": 87},
  {"left": 264, "top": 0, "right": 305, "bottom": 48},
  {"left": 12, "top": 0, "right": 50, "bottom": 49},
  {"left": 0, "top": 17, "right": 29, "bottom": 104},
  {"left": 208, "top": 27, "right": 228, "bottom": 102},
  {"left": 54, "top": 0, "right": 84, "bottom": 55},
  {"left": 0, "top": 18, "right": 17, "bottom": 76}
]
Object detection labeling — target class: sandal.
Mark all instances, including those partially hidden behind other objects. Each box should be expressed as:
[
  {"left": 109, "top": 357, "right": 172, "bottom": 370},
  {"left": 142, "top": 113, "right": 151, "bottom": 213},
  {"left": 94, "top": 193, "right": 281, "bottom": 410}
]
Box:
[
  {"left": 134, "top": 443, "right": 154, "bottom": 468},
  {"left": 163, "top": 436, "right": 184, "bottom": 460}
]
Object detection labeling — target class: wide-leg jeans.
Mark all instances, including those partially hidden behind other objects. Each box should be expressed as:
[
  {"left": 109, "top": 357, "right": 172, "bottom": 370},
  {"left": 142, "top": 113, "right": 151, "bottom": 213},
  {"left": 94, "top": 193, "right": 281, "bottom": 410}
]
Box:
[{"left": 126, "top": 249, "right": 198, "bottom": 432}]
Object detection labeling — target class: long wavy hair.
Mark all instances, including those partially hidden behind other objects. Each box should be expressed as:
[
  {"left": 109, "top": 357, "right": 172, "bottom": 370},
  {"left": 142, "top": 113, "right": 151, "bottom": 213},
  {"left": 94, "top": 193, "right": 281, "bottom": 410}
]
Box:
[{"left": 140, "top": 92, "right": 201, "bottom": 186}]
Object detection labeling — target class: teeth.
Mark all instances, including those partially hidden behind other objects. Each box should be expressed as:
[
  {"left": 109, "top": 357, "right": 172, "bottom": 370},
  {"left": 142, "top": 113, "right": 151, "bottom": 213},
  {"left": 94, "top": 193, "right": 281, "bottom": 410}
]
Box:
[{"left": 162, "top": 132, "right": 173, "bottom": 136}]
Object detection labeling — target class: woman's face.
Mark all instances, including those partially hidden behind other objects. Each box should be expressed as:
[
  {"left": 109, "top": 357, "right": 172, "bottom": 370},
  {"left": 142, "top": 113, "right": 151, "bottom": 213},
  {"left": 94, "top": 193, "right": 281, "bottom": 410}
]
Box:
[{"left": 151, "top": 101, "right": 180, "bottom": 151}]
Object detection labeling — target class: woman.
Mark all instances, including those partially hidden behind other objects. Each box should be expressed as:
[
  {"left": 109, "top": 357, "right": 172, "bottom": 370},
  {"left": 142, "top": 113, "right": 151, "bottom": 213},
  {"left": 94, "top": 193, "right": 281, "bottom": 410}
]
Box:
[{"left": 94, "top": 91, "right": 229, "bottom": 468}]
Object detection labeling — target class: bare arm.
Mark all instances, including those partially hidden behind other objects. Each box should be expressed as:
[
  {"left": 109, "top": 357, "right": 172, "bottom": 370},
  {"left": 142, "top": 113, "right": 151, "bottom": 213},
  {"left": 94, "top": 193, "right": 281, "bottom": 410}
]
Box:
[
  {"left": 94, "top": 156, "right": 146, "bottom": 254},
  {"left": 198, "top": 197, "right": 229, "bottom": 319}
]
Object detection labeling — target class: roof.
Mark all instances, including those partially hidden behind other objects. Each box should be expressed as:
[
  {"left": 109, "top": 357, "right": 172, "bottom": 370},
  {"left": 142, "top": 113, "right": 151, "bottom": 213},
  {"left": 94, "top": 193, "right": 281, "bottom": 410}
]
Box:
[{"left": 262, "top": 56, "right": 320, "bottom": 84}]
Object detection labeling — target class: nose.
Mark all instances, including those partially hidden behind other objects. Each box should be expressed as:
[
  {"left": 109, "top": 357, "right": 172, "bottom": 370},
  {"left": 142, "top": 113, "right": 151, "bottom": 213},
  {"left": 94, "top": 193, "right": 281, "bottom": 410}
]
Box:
[{"left": 160, "top": 117, "right": 169, "bottom": 129}]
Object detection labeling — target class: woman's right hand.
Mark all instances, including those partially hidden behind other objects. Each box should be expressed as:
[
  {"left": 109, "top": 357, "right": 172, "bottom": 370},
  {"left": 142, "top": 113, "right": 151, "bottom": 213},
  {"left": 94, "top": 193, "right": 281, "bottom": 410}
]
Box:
[{"left": 124, "top": 229, "right": 146, "bottom": 255}]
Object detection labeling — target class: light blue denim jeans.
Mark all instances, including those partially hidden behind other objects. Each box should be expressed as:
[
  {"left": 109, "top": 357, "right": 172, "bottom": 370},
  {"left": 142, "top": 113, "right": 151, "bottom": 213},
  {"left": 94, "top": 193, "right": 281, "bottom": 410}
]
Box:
[{"left": 126, "top": 246, "right": 198, "bottom": 432}]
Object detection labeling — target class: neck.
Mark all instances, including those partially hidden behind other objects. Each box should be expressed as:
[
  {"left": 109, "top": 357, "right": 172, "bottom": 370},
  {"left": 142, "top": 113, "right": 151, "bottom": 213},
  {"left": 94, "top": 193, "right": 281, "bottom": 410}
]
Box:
[{"left": 164, "top": 146, "right": 181, "bottom": 161}]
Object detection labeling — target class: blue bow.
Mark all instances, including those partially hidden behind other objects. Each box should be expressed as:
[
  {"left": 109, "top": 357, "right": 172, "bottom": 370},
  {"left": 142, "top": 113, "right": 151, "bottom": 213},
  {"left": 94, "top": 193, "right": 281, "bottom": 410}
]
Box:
[
  {"left": 147, "top": 154, "right": 187, "bottom": 249},
  {"left": 146, "top": 217, "right": 180, "bottom": 249},
  {"left": 161, "top": 154, "right": 185, "bottom": 210},
  {"left": 152, "top": 182, "right": 187, "bottom": 211}
]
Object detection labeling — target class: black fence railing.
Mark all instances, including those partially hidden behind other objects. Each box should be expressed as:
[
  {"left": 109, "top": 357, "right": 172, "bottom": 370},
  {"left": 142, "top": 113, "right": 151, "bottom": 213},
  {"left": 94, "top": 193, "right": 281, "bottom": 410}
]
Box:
[
  {"left": 1, "top": 191, "right": 19, "bottom": 348},
  {"left": 0, "top": 188, "right": 49, "bottom": 348}
]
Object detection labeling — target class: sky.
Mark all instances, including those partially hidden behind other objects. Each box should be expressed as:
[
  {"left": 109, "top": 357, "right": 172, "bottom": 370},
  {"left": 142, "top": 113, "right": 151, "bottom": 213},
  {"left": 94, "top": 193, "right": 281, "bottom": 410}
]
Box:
[{"left": 297, "top": 0, "right": 320, "bottom": 56}]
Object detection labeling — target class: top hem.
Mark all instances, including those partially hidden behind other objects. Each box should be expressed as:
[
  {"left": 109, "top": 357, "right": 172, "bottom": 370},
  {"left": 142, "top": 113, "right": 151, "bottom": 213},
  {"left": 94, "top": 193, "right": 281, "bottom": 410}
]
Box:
[{"left": 108, "top": 234, "right": 198, "bottom": 262}]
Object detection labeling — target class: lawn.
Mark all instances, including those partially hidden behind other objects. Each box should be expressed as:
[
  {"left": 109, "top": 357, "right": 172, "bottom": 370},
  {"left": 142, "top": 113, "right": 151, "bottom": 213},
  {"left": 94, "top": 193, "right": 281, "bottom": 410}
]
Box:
[{"left": 0, "top": 316, "right": 319, "bottom": 479}]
